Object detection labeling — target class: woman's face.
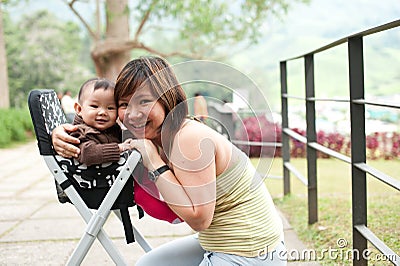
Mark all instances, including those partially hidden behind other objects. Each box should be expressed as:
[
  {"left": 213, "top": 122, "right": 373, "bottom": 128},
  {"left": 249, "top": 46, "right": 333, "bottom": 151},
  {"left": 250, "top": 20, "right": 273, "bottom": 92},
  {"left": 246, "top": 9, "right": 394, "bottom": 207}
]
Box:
[{"left": 118, "top": 86, "right": 166, "bottom": 140}]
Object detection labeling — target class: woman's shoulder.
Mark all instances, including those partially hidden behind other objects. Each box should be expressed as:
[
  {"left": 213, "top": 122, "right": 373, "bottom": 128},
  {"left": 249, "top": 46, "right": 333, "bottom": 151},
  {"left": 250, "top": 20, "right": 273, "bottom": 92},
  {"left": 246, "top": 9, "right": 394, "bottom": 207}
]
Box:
[
  {"left": 171, "top": 120, "right": 216, "bottom": 171},
  {"left": 173, "top": 120, "right": 213, "bottom": 150},
  {"left": 173, "top": 119, "right": 233, "bottom": 175},
  {"left": 178, "top": 119, "right": 214, "bottom": 139},
  {"left": 175, "top": 120, "right": 229, "bottom": 152}
]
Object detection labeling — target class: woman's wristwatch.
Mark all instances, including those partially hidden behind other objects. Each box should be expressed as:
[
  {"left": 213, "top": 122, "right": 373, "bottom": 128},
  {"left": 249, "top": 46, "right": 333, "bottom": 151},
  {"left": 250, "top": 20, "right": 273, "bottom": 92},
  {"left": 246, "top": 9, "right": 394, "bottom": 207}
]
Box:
[{"left": 148, "top": 165, "right": 170, "bottom": 183}]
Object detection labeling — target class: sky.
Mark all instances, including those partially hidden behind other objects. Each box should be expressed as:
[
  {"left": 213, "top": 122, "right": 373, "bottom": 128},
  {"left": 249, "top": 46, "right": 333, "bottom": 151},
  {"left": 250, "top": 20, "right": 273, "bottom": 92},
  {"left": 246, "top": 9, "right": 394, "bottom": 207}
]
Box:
[
  {"left": 245, "top": 0, "right": 400, "bottom": 62},
  {"left": 230, "top": 0, "right": 400, "bottom": 110}
]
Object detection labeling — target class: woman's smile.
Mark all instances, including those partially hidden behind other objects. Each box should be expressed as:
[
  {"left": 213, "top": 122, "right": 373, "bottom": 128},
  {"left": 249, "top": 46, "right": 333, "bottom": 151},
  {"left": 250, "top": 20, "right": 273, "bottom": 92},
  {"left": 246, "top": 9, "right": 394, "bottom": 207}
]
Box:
[
  {"left": 131, "top": 121, "right": 148, "bottom": 128},
  {"left": 129, "top": 120, "right": 148, "bottom": 137}
]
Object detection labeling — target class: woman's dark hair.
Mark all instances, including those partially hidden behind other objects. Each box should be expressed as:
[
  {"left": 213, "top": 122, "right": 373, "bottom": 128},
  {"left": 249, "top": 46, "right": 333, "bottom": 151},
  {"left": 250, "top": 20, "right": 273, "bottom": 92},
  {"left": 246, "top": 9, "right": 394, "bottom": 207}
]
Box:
[{"left": 115, "top": 56, "right": 188, "bottom": 155}]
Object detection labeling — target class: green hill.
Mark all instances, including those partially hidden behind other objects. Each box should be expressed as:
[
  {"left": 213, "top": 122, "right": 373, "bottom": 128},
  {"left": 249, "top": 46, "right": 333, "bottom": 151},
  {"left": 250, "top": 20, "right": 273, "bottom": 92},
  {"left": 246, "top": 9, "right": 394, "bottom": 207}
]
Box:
[{"left": 229, "top": 0, "right": 400, "bottom": 111}]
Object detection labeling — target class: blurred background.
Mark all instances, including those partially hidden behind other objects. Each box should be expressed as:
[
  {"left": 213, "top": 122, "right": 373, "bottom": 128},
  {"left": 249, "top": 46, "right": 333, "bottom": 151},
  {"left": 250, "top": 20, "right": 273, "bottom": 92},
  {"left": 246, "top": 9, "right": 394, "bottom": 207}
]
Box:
[{"left": 0, "top": 0, "right": 399, "bottom": 147}]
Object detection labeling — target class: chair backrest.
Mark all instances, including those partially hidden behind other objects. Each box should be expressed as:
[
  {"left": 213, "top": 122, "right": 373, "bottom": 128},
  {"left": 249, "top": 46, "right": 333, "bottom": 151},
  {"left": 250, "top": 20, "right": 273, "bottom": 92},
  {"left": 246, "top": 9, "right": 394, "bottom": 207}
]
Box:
[
  {"left": 27, "top": 89, "right": 135, "bottom": 209},
  {"left": 28, "top": 89, "right": 143, "bottom": 244},
  {"left": 28, "top": 89, "right": 67, "bottom": 156}
]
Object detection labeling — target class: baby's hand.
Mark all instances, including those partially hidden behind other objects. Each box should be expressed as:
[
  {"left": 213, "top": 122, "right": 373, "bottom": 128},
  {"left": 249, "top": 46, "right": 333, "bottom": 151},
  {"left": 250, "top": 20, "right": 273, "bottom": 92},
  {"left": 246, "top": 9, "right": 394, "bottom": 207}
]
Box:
[{"left": 118, "top": 138, "right": 134, "bottom": 152}]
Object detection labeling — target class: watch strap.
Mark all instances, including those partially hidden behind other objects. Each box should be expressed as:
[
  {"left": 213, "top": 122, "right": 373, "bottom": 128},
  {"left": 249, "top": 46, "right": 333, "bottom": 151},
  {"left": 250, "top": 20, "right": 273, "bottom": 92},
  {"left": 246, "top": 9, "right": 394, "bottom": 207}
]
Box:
[
  {"left": 154, "top": 165, "right": 170, "bottom": 176},
  {"left": 149, "top": 165, "right": 170, "bottom": 182}
]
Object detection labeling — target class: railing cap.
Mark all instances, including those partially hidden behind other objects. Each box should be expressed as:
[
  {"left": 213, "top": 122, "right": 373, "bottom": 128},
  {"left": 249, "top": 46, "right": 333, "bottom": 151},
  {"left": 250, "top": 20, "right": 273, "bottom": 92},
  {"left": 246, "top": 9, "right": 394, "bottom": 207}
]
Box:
[{"left": 281, "top": 19, "right": 400, "bottom": 62}]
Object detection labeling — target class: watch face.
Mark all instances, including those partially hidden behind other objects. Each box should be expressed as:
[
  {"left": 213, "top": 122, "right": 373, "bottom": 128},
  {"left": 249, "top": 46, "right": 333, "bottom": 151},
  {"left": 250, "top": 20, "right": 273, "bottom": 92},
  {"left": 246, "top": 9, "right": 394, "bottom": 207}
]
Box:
[
  {"left": 148, "top": 171, "right": 157, "bottom": 182},
  {"left": 148, "top": 165, "right": 169, "bottom": 183}
]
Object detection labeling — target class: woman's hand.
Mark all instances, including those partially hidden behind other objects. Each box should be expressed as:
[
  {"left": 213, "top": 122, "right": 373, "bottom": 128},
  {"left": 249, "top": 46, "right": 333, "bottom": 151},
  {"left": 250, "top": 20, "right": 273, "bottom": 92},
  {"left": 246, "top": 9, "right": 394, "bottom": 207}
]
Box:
[
  {"left": 52, "top": 124, "right": 80, "bottom": 158},
  {"left": 119, "top": 138, "right": 134, "bottom": 153},
  {"left": 129, "top": 139, "right": 164, "bottom": 171}
]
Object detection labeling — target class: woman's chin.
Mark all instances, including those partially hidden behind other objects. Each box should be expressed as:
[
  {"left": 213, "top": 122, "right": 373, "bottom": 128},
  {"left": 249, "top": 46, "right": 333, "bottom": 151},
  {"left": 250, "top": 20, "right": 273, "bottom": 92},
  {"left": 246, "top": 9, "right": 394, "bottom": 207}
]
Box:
[{"left": 129, "top": 128, "right": 143, "bottom": 138}]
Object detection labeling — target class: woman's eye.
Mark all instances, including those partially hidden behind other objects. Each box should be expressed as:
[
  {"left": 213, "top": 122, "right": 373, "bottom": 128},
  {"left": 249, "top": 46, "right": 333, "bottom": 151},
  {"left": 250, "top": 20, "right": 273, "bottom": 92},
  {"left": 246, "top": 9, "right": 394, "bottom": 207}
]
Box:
[
  {"left": 140, "top": 99, "right": 151, "bottom": 104},
  {"left": 119, "top": 102, "right": 128, "bottom": 108}
]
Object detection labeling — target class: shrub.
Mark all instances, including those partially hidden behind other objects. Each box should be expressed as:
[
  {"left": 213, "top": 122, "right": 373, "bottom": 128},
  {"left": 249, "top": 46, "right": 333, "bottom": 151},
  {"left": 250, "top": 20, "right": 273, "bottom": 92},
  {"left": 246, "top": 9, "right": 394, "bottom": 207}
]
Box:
[
  {"left": 237, "top": 115, "right": 399, "bottom": 160},
  {"left": 235, "top": 115, "right": 279, "bottom": 157},
  {"left": 0, "top": 108, "right": 34, "bottom": 148}
]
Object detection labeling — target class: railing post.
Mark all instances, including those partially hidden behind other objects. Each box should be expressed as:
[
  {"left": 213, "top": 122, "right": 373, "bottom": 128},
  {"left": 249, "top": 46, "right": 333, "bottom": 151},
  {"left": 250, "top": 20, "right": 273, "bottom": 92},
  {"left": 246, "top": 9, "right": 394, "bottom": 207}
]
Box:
[
  {"left": 348, "top": 36, "right": 367, "bottom": 266},
  {"left": 305, "top": 54, "right": 318, "bottom": 224},
  {"left": 280, "top": 61, "right": 291, "bottom": 195}
]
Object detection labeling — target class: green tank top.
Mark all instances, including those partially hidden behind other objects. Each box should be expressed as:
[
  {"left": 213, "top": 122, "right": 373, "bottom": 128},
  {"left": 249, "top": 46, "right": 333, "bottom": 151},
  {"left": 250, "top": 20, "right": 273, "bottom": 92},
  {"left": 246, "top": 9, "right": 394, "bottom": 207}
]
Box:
[{"left": 198, "top": 146, "right": 283, "bottom": 257}]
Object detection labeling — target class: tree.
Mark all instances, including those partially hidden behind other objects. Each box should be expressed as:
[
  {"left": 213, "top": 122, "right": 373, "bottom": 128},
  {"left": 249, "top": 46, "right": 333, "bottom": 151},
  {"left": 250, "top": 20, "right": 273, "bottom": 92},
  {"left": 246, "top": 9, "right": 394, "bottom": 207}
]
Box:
[
  {"left": 65, "top": 0, "right": 309, "bottom": 81},
  {"left": 5, "top": 10, "right": 90, "bottom": 107},
  {"left": 0, "top": 3, "right": 10, "bottom": 108}
]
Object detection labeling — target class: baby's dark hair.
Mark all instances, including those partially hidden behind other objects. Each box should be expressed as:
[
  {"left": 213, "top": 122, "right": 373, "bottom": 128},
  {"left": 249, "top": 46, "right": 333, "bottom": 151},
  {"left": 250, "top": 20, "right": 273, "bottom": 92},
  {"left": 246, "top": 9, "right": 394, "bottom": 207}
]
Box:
[{"left": 77, "top": 77, "right": 115, "bottom": 103}]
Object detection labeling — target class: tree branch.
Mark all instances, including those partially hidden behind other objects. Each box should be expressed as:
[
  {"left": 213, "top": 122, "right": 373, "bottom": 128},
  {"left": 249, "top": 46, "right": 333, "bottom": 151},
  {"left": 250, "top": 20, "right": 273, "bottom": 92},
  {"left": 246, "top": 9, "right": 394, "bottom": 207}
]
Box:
[
  {"left": 63, "top": 0, "right": 98, "bottom": 40},
  {"left": 136, "top": 42, "right": 206, "bottom": 59},
  {"left": 95, "top": 0, "right": 101, "bottom": 40},
  {"left": 134, "top": 0, "right": 159, "bottom": 41},
  {"left": 91, "top": 39, "right": 208, "bottom": 60}
]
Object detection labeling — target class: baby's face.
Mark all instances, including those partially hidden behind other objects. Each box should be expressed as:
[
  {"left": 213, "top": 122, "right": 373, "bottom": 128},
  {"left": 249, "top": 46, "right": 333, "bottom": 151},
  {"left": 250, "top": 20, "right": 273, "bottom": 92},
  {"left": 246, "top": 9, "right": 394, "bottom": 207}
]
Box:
[{"left": 77, "top": 88, "right": 117, "bottom": 131}]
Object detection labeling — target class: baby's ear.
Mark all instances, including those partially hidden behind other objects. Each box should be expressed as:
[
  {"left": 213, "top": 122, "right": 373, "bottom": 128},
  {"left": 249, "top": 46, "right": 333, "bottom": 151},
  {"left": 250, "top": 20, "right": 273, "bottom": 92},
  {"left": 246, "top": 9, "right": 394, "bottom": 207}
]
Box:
[{"left": 74, "top": 102, "right": 82, "bottom": 115}]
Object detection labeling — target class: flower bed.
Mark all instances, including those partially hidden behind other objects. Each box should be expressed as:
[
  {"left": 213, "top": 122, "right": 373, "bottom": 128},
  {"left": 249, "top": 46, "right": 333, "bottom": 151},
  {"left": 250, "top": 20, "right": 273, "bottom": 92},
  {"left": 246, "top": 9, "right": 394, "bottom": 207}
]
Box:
[{"left": 235, "top": 115, "right": 400, "bottom": 160}]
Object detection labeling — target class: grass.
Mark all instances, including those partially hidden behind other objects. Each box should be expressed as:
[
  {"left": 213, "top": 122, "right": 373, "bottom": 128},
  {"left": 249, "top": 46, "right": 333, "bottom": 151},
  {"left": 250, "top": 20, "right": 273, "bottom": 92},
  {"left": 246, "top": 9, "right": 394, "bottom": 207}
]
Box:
[{"left": 253, "top": 157, "right": 400, "bottom": 265}]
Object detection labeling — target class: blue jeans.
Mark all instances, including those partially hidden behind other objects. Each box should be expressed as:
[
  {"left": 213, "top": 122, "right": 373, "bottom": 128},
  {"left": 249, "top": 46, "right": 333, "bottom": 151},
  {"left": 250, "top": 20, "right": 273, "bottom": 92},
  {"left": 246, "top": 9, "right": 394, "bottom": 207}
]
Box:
[{"left": 135, "top": 234, "right": 287, "bottom": 266}]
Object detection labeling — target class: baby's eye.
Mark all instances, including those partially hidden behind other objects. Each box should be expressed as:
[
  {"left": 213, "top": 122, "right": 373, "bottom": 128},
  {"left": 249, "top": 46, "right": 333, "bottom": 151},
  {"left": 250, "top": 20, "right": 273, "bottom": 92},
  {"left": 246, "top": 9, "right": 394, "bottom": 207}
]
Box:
[
  {"left": 118, "top": 102, "right": 128, "bottom": 108},
  {"left": 90, "top": 104, "right": 98, "bottom": 108},
  {"left": 108, "top": 106, "right": 116, "bottom": 110}
]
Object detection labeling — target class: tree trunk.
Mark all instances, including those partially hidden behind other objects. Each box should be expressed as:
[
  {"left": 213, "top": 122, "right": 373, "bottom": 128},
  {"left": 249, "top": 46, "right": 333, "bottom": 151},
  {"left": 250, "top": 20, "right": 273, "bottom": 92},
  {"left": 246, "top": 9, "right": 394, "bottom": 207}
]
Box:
[
  {"left": 91, "top": 0, "right": 131, "bottom": 81},
  {"left": 0, "top": 6, "right": 10, "bottom": 108}
]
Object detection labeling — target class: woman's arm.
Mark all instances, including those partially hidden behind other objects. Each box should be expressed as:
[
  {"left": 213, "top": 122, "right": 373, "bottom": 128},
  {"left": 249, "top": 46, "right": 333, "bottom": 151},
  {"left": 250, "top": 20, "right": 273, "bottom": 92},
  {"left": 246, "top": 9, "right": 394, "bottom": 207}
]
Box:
[
  {"left": 157, "top": 158, "right": 216, "bottom": 231},
  {"left": 52, "top": 124, "right": 80, "bottom": 158},
  {"left": 166, "top": 124, "right": 217, "bottom": 231},
  {"left": 130, "top": 123, "right": 217, "bottom": 231}
]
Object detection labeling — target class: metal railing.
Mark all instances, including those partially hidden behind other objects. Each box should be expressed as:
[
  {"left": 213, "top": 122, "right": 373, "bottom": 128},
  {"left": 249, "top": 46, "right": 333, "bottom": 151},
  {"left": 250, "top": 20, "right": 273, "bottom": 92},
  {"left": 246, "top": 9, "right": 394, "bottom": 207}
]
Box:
[{"left": 280, "top": 20, "right": 400, "bottom": 265}]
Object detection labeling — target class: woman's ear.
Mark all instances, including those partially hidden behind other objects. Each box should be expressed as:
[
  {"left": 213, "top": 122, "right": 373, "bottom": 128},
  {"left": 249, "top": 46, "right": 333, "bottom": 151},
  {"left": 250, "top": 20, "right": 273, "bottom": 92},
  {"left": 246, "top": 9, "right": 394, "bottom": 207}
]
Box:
[{"left": 74, "top": 102, "right": 82, "bottom": 115}]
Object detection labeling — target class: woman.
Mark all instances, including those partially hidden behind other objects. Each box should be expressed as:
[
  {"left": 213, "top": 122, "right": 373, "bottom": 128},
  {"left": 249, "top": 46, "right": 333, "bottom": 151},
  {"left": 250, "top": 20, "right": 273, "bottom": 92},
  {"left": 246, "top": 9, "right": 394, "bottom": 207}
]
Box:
[{"left": 52, "top": 56, "right": 286, "bottom": 265}]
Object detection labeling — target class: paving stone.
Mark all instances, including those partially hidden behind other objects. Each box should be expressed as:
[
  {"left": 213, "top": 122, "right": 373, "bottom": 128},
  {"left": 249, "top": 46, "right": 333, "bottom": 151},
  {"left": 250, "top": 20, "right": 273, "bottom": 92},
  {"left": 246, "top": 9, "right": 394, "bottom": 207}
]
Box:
[
  {"left": 0, "top": 203, "right": 43, "bottom": 221},
  {"left": 0, "top": 218, "right": 86, "bottom": 242},
  {"left": 30, "top": 202, "right": 78, "bottom": 219},
  {"left": 0, "top": 221, "right": 18, "bottom": 236},
  {"left": 0, "top": 241, "right": 76, "bottom": 265}
]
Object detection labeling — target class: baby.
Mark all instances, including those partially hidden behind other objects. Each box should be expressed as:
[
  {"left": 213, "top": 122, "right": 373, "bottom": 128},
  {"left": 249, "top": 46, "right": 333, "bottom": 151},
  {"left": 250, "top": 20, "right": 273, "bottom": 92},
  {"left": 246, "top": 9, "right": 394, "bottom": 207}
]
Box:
[{"left": 70, "top": 77, "right": 133, "bottom": 166}]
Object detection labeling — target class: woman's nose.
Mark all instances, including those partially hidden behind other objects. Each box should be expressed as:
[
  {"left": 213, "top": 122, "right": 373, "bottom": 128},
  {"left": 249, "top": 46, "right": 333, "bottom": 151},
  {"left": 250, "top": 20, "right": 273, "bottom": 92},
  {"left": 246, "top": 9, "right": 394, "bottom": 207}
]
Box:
[
  {"left": 127, "top": 109, "right": 143, "bottom": 119},
  {"left": 124, "top": 104, "right": 137, "bottom": 118}
]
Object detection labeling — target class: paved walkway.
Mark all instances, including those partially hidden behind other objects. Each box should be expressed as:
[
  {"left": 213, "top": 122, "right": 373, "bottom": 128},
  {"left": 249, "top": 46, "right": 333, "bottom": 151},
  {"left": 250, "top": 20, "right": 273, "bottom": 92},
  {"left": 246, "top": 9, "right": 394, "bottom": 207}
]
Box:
[{"left": 0, "top": 141, "right": 319, "bottom": 265}]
